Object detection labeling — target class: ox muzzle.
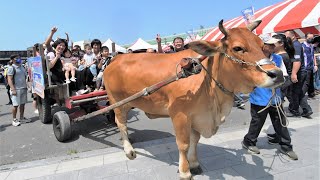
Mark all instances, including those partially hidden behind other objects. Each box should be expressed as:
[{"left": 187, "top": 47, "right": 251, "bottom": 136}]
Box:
[{"left": 256, "top": 58, "right": 284, "bottom": 88}]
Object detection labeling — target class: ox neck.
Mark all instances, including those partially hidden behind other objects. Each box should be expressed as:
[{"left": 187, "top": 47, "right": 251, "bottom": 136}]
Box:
[
  {"left": 201, "top": 55, "right": 235, "bottom": 98},
  {"left": 198, "top": 55, "right": 235, "bottom": 115}
]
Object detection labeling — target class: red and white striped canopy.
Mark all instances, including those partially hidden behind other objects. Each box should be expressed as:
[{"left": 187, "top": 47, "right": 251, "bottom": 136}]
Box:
[{"left": 202, "top": 0, "right": 320, "bottom": 41}]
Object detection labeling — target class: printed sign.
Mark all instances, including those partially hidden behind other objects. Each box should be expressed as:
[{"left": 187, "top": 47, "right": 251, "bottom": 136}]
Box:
[
  {"left": 27, "top": 56, "right": 45, "bottom": 98},
  {"left": 241, "top": 6, "right": 255, "bottom": 25}
]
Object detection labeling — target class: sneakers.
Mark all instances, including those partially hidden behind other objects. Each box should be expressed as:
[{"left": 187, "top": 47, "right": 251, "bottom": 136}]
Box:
[
  {"left": 65, "top": 79, "right": 71, "bottom": 84},
  {"left": 286, "top": 111, "right": 300, "bottom": 117},
  {"left": 301, "top": 111, "right": 313, "bottom": 118},
  {"left": 34, "top": 109, "right": 39, "bottom": 114},
  {"left": 242, "top": 141, "right": 260, "bottom": 154},
  {"left": 308, "top": 93, "right": 315, "bottom": 98},
  {"left": 70, "top": 77, "right": 76, "bottom": 82},
  {"left": 12, "top": 119, "right": 21, "bottom": 127},
  {"left": 280, "top": 148, "right": 298, "bottom": 160},
  {"left": 20, "top": 117, "right": 31, "bottom": 123}
]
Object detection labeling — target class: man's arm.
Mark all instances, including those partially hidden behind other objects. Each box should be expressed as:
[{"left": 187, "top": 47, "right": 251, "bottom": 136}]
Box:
[
  {"left": 7, "top": 75, "right": 16, "bottom": 95},
  {"left": 156, "top": 34, "right": 164, "bottom": 53},
  {"left": 314, "top": 53, "right": 319, "bottom": 72},
  {"left": 291, "top": 61, "right": 301, "bottom": 83},
  {"left": 65, "top": 32, "right": 69, "bottom": 44},
  {"left": 44, "top": 27, "right": 58, "bottom": 52},
  {"left": 291, "top": 42, "right": 303, "bottom": 83}
]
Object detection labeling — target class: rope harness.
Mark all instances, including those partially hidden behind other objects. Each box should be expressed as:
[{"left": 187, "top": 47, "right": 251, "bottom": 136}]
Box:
[
  {"left": 186, "top": 53, "right": 288, "bottom": 127},
  {"left": 183, "top": 53, "right": 276, "bottom": 103}
]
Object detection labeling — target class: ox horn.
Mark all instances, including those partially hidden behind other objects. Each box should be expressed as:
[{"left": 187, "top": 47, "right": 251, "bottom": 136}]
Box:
[
  {"left": 247, "top": 20, "right": 262, "bottom": 31},
  {"left": 219, "top": 20, "right": 228, "bottom": 38}
]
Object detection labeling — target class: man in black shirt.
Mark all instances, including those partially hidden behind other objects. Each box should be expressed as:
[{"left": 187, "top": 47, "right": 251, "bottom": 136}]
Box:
[{"left": 284, "top": 30, "right": 312, "bottom": 117}]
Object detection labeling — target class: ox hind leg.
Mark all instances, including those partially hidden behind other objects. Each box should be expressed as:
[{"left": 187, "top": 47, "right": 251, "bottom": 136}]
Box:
[
  {"left": 114, "top": 104, "right": 136, "bottom": 160},
  {"left": 171, "top": 112, "right": 193, "bottom": 180},
  {"left": 188, "top": 129, "right": 203, "bottom": 175}
]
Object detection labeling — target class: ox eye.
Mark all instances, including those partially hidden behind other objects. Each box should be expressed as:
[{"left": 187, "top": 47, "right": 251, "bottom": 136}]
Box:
[{"left": 233, "top": 46, "right": 244, "bottom": 52}]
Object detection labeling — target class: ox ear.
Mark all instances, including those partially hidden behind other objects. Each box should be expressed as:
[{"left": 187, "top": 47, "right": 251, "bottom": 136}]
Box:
[
  {"left": 188, "top": 40, "right": 221, "bottom": 56},
  {"left": 247, "top": 20, "right": 262, "bottom": 31}
]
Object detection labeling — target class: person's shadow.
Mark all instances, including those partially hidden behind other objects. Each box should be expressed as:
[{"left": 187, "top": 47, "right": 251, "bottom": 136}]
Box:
[{"left": 198, "top": 145, "right": 274, "bottom": 180}]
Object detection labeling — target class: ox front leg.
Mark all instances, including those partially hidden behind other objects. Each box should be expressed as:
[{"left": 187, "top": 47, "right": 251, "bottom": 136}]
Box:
[
  {"left": 172, "top": 112, "right": 193, "bottom": 180},
  {"left": 188, "top": 129, "right": 203, "bottom": 175},
  {"left": 115, "top": 108, "right": 136, "bottom": 160}
]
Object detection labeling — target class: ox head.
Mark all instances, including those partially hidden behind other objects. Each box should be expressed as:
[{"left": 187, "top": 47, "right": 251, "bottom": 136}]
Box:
[{"left": 188, "top": 20, "right": 284, "bottom": 93}]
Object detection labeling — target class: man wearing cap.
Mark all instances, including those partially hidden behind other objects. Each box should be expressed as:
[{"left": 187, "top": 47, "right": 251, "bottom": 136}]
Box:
[
  {"left": 242, "top": 34, "right": 298, "bottom": 160},
  {"left": 7, "top": 54, "right": 31, "bottom": 126}
]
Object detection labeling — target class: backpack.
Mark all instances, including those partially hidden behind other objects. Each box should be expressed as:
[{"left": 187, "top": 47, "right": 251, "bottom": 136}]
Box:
[{"left": 4, "top": 66, "right": 16, "bottom": 88}]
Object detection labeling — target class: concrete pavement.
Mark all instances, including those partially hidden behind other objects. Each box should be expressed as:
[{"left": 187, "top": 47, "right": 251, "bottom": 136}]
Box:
[
  {"left": 0, "top": 113, "right": 319, "bottom": 180},
  {"left": 1, "top": 82, "right": 318, "bottom": 166}
]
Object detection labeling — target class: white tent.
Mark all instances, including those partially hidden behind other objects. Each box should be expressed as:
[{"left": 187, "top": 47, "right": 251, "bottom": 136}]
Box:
[
  {"left": 128, "top": 38, "right": 157, "bottom": 51},
  {"left": 195, "top": 34, "right": 201, "bottom": 40},
  {"left": 102, "top": 39, "right": 127, "bottom": 53},
  {"left": 73, "top": 40, "right": 91, "bottom": 50}
]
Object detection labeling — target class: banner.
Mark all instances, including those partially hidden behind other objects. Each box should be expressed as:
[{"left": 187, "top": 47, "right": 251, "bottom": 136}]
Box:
[
  {"left": 27, "top": 56, "right": 45, "bottom": 98},
  {"left": 241, "top": 6, "right": 255, "bottom": 25}
]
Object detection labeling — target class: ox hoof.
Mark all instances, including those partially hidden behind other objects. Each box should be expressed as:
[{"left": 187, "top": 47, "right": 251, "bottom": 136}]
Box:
[
  {"left": 190, "top": 166, "right": 203, "bottom": 175},
  {"left": 125, "top": 150, "right": 136, "bottom": 160}
]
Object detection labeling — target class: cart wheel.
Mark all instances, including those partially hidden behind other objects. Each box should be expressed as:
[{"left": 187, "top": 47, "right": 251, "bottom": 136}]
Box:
[
  {"left": 53, "top": 111, "right": 71, "bottom": 142},
  {"left": 37, "top": 91, "right": 52, "bottom": 124},
  {"left": 107, "top": 110, "right": 116, "bottom": 124}
]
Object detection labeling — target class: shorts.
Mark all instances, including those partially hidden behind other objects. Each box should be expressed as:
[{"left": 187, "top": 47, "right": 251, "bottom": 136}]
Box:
[
  {"left": 64, "top": 63, "right": 75, "bottom": 71},
  {"left": 10, "top": 88, "right": 28, "bottom": 106}
]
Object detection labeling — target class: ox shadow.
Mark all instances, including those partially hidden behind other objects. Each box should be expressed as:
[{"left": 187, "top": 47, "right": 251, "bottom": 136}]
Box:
[
  {"left": 68, "top": 109, "right": 174, "bottom": 150},
  {"left": 124, "top": 136, "right": 281, "bottom": 180}
]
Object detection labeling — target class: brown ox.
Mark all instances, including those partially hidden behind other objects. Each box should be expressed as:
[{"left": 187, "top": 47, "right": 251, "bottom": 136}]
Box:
[{"left": 103, "top": 20, "right": 284, "bottom": 179}]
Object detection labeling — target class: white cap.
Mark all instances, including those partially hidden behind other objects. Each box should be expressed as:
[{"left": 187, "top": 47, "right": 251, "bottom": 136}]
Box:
[{"left": 259, "top": 34, "right": 278, "bottom": 44}]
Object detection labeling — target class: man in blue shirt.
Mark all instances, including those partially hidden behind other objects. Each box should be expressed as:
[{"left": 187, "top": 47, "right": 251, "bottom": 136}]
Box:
[
  {"left": 302, "top": 32, "right": 316, "bottom": 98},
  {"left": 242, "top": 34, "right": 298, "bottom": 160}
]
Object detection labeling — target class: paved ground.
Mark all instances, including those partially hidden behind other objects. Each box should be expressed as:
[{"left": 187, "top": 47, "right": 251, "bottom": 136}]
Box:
[
  {"left": 1, "top": 83, "right": 318, "bottom": 166},
  {"left": 0, "top": 113, "right": 319, "bottom": 180},
  {"left": 0, "top": 83, "right": 319, "bottom": 179}
]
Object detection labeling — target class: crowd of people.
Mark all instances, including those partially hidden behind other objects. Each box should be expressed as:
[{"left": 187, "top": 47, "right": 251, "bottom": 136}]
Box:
[{"left": 242, "top": 31, "right": 320, "bottom": 161}]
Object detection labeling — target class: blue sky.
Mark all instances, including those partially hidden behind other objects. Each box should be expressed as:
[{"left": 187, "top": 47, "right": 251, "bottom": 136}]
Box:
[{"left": 0, "top": 0, "right": 283, "bottom": 50}]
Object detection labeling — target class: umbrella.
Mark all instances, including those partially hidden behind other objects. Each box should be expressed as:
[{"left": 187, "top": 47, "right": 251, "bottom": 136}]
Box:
[{"left": 202, "top": 0, "right": 319, "bottom": 41}]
